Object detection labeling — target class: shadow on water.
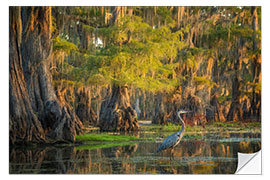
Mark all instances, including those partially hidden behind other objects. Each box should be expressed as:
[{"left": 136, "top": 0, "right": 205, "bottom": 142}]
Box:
[{"left": 9, "top": 132, "right": 261, "bottom": 174}]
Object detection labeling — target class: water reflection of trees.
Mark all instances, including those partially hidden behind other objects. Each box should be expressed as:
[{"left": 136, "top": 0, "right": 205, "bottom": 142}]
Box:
[
  {"left": 10, "top": 135, "right": 260, "bottom": 174},
  {"left": 10, "top": 146, "right": 85, "bottom": 173},
  {"left": 153, "top": 139, "right": 261, "bottom": 174},
  {"left": 9, "top": 144, "right": 139, "bottom": 174},
  {"left": 9, "top": 147, "right": 49, "bottom": 173}
]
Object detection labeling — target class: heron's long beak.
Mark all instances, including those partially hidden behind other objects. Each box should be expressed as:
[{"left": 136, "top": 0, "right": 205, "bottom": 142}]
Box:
[{"left": 178, "top": 110, "right": 192, "bottom": 114}]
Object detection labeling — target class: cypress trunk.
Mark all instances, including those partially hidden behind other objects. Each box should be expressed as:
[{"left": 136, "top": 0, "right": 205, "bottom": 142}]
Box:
[
  {"left": 75, "top": 87, "right": 97, "bottom": 126},
  {"left": 9, "top": 7, "right": 46, "bottom": 144},
  {"left": 250, "top": 7, "right": 261, "bottom": 120},
  {"left": 9, "top": 7, "right": 83, "bottom": 145},
  {"left": 99, "top": 84, "right": 139, "bottom": 131},
  {"left": 227, "top": 42, "right": 244, "bottom": 121},
  {"left": 152, "top": 93, "right": 171, "bottom": 125},
  {"left": 227, "top": 76, "right": 243, "bottom": 121}
]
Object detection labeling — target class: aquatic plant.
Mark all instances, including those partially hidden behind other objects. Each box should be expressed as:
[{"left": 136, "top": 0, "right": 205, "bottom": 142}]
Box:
[{"left": 75, "top": 133, "right": 141, "bottom": 142}]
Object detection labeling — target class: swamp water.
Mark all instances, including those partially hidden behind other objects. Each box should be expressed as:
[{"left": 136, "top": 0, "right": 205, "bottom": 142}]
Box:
[{"left": 9, "top": 126, "right": 261, "bottom": 174}]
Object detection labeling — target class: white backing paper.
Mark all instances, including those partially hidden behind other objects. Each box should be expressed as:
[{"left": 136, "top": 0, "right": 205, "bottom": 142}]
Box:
[{"left": 235, "top": 150, "right": 261, "bottom": 174}]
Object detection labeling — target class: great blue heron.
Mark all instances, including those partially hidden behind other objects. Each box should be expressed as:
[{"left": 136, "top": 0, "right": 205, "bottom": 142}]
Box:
[{"left": 156, "top": 110, "right": 191, "bottom": 159}]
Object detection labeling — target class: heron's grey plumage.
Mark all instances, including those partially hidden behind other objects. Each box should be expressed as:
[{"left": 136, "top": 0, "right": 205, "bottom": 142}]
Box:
[
  {"left": 157, "top": 131, "right": 183, "bottom": 152},
  {"left": 156, "top": 110, "right": 190, "bottom": 153}
]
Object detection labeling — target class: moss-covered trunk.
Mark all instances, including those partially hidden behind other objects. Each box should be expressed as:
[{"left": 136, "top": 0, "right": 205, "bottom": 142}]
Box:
[
  {"left": 9, "top": 7, "right": 83, "bottom": 145},
  {"left": 9, "top": 7, "right": 46, "bottom": 144},
  {"left": 99, "top": 84, "right": 139, "bottom": 131},
  {"left": 75, "top": 87, "right": 97, "bottom": 126},
  {"left": 227, "top": 41, "right": 244, "bottom": 121},
  {"left": 250, "top": 7, "right": 261, "bottom": 120},
  {"left": 152, "top": 93, "right": 171, "bottom": 125}
]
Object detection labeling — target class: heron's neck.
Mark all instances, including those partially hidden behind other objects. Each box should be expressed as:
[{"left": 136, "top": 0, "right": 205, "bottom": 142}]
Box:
[{"left": 178, "top": 113, "right": 185, "bottom": 133}]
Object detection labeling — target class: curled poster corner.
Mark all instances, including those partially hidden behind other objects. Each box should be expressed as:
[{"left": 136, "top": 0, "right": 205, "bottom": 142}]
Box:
[{"left": 235, "top": 150, "right": 261, "bottom": 174}]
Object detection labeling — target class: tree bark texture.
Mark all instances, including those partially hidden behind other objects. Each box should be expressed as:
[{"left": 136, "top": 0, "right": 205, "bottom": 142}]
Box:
[
  {"left": 75, "top": 87, "right": 97, "bottom": 126},
  {"left": 227, "top": 75, "right": 244, "bottom": 121},
  {"left": 98, "top": 85, "right": 139, "bottom": 131},
  {"left": 152, "top": 94, "right": 171, "bottom": 125},
  {"left": 227, "top": 42, "right": 244, "bottom": 121},
  {"left": 9, "top": 7, "right": 46, "bottom": 144},
  {"left": 9, "top": 7, "right": 83, "bottom": 145},
  {"left": 250, "top": 7, "right": 261, "bottom": 120}
]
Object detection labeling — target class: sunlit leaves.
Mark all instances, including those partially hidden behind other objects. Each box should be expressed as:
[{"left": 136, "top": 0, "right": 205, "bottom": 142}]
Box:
[
  {"left": 83, "top": 15, "right": 186, "bottom": 92},
  {"left": 82, "top": 24, "right": 95, "bottom": 33},
  {"left": 194, "top": 76, "right": 218, "bottom": 88},
  {"left": 53, "top": 36, "right": 78, "bottom": 56},
  {"left": 51, "top": 6, "right": 261, "bottom": 100},
  {"left": 246, "top": 82, "right": 261, "bottom": 94}
]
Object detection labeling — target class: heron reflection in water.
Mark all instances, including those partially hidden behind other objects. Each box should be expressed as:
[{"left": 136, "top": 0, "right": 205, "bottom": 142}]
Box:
[{"left": 157, "top": 110, "right": 191, "bottom": 160}]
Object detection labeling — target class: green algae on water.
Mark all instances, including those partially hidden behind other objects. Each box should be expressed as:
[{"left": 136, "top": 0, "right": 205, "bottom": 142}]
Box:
[{"left": 75, "top": 133, "right": 141, "bottom": 142}]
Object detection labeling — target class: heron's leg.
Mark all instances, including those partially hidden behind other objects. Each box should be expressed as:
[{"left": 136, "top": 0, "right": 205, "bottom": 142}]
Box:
[
  {"left": 169, "top": 148, "right": 174, "bottom": 160},
  {"left": 169, "top": 149, "right": 172, "bottom": 160}
]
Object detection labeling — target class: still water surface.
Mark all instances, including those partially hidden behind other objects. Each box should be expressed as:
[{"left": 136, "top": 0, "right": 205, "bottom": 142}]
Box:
[{"left": 9, "top": 131, "right": 261, "bottom": 174}]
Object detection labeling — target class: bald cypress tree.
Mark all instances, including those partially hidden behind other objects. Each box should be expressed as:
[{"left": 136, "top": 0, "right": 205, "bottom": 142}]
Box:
[
  {"left": 9, "top": 7, "right": 83, "bottom": 145},
  {"left": 73, "top": 12, "right": 186, "bottom": 131}
]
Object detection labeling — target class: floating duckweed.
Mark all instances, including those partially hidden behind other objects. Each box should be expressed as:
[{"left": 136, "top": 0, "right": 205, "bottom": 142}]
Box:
[{"left": 75, "top": 133, "right": 141, "bottom": 142}]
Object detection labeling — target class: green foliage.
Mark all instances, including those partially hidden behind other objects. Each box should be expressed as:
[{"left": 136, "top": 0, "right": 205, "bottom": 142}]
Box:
[
  {"left": 248, "top": 82, "right": 261, "bottom": 93},
  {"left": 211, "top": 121, "right": 261, "bottom": 129},
  {"left": 218, "top": 95, "right": 232, "bottom": 104},
  {"left": 53, "top": 36, "right": 78, "bottom": 55},
  {"left": 75, "top": 133, "right": 141, "bottom": 142},
  {"left": 82, "top": 24, "right": 95, "bottom": 33},
  {"left": 50, "top": 15, "right": 57, "bottom": 35},
  {"left": 143, "top": 121, "right": 260, "bottom": 136},
  {"left": 194, "top": 76, "right": 218, "bottom": 88},
  {"left": 230, "top": 24, "right": 254, "bottom": 40},
  {"left": 178, "top": 48, "right": 206, "bottom": 69},
  {"left": 212, "top": 121, "right": 241, "bottom": 128},
  {"left": 145, "top": 123, "right": 200, "bottom": 133},
  {"left": 51, "top": 7, "right": 261, "bottom": 115},
  {"left": 75, "top": 16, "right": 186, "bottom": 92},
  {"left": 255, "top": 82, "right": 261, "bottom": 92},
  {"left": 164, "top": 122, "right": 182, "bottom": 132}
]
